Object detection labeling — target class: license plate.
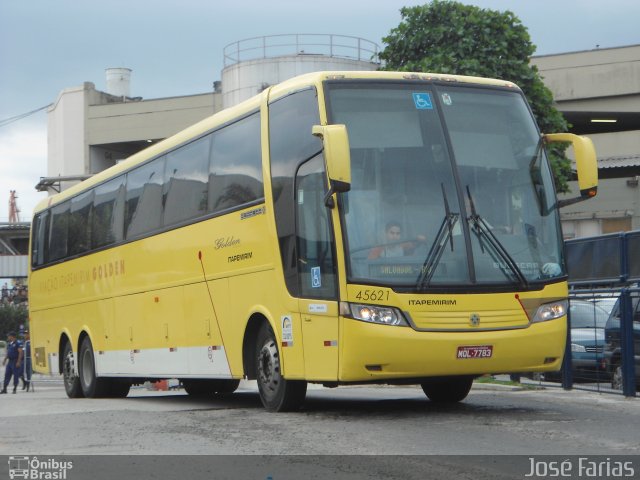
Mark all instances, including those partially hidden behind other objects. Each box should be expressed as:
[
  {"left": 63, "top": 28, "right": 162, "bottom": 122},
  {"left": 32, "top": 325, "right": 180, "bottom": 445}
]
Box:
[{"left": 457, "top": 345, "right": 493, "bottom": 359}]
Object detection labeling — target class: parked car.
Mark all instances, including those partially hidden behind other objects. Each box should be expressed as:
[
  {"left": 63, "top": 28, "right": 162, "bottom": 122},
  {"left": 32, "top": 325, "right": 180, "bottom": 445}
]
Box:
[
  {"left": 544, "top": 299, "right": 609, "bottom": 382},
  {"left": 567, "top": 299, "right": 610, "bottom": 382},
  {"left": 603, "top": 295, "right": 640, "bottom": 391},
  {"left": 591, "top": 297, "right": 619, "bottom": 316}
]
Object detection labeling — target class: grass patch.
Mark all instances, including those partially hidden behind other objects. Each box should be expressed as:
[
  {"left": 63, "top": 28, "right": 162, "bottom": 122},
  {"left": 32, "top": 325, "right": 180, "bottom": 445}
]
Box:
[{"left": 476, "top": 375, "right": 543, "bottom": 390}]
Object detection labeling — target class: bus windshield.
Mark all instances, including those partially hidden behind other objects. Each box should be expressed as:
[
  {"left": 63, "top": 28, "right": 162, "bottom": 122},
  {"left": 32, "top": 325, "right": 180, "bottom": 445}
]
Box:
[{"left": 327, "top": 82, "right": 564, "bottom": 290}]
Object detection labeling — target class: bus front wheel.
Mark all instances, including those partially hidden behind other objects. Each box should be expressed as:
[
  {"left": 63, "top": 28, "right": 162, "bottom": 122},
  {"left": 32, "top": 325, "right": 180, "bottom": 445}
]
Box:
[
  {"left": 420, "top": 376, "right": 474, "bottom": 403},
  {"left": 62, "top": 341, "right": 84, "bottom": 398},
  {"left": 183, "top": 379, "right": 240, "bottom": 396},
  {"left": 255, "top": 323, "right": 306, "bottom": 412}
]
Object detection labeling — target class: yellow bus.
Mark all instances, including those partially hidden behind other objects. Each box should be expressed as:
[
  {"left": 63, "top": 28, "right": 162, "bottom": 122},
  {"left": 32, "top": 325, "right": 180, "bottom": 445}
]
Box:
[{"left": 29, "top": 71, "right": 597, "bottom": 411}]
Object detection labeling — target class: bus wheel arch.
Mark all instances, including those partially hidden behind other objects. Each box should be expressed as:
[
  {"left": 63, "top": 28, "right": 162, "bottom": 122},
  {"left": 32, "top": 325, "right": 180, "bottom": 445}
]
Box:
[{"left": 242, "top": 313, "right": 267, "bottom": 381}]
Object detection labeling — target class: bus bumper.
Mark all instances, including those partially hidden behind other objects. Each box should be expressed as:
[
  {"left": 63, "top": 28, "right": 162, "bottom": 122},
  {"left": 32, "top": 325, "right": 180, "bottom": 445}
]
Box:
[{"left": 338, "top": 316, "right": 566, "bottom": 382}]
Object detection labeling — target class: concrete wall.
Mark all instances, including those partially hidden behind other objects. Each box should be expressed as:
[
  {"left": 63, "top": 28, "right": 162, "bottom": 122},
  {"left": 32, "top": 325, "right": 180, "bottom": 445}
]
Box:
[
  {"left": 48, "top": 83, "right": 221, "bottom": 182},
  {"left": 559, "top": 177, "right": 640, "bottom": 237},
  {"left": 532, "top": 45, "right": 640, "bottom": 102},
  {"left": 47, "top": 84, "right": 89, "bottom": 178},
  {"left": 590, "top": 131, "right": 640, "bottom": 159},
  {"left": 87, "top": 93, "right": 219, "bottom": 145}
]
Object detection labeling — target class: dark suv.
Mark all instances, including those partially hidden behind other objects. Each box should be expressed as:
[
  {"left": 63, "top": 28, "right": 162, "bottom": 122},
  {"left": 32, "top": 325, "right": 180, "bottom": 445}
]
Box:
[{"left": 603, "top": 295, "right": 640, "bottom": 390}]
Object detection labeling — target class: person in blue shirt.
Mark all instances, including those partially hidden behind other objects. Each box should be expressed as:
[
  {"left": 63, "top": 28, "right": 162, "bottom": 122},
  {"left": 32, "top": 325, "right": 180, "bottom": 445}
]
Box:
[
  {"left": 22, "top": 330, "right": 32, "bottom": 392},
  {"left": 1, "top": 332, "right": 23, "bottom": 394}
]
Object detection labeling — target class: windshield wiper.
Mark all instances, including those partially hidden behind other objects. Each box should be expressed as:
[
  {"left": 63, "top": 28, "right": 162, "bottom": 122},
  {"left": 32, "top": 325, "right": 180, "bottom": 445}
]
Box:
[
  {"left": 416, "top": 184, "right": 459, "bottom": 290},
  {"left": 465, "top": 187, "right": 529, "bottom": 288}
]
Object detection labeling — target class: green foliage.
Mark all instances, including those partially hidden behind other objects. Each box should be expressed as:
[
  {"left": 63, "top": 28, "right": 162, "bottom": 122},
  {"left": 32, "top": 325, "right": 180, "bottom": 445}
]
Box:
[
  {"left": 380, "top": 0, "right": 571, "bottom": 192},
  {"left": 0, "top": 304, "right": 28, "bottom": 339}
]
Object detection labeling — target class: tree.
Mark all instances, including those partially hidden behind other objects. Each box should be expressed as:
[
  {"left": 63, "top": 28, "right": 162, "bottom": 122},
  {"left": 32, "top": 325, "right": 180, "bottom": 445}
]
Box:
[
  {"left": 379, "top": 0, "right": 572, "bottom": 192},
  {"left": 0, "top": 304, "right": 28, "bottom": 340}
]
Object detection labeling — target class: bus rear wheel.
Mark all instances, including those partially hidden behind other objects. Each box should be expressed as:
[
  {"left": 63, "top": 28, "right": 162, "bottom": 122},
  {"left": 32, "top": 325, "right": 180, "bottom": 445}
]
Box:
[
  {"left": 420, "top": 376, "right": 474, "bottom": 403},
  {"left": 78, "top": 336, "right": 111, "bottom": 398},
  {"left": 62, "top": 341, "right": 84, "bottom": 398},
  {"left": 255, "top": 323, "right": 306, "bottom": 412},
  {"left": 107, "top": 380, "right": 131, "bottom": 398}
]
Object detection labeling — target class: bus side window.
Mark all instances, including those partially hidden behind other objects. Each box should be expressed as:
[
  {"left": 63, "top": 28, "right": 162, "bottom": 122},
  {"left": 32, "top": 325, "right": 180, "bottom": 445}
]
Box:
[
  {"left": 92, "top": 175, "right": 125, "bottom": 249},
  {"left": 164, "top": 135, "right": 211, "bottom": 225},
  {"left": 68, "top": 189, "right": 94, "bottom": 256},
  {"left": 49, "top": 201, "right": 71, "bottom": 262},
  {"left": 125, "top": 157, "right": 166, "bottom": 239},
  {"left": 31, "top": 210, "right": 49, "bottom": 267},
  {"left": 209, "top": 113, "right": 263, "bottom": 213}
]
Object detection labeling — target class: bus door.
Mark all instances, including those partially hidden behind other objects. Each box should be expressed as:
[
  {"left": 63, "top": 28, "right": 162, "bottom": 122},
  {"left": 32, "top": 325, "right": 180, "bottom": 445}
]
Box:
[{"left": 296, "top": 155, "right": 340, "bottom": 380}]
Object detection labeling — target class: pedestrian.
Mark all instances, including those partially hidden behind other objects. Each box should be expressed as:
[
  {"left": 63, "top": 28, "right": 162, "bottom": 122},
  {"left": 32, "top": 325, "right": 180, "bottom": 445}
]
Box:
[
  {"left": 22, "top": 330, "right": 32, "bottom": 392},
  {"left": 1, "top": 332, "right": 23, "bottom": 394}
]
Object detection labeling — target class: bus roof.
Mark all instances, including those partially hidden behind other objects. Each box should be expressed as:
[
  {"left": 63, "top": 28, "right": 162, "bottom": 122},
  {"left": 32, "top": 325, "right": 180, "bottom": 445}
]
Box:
[
  {"left": 35, "top": 71, "right": 520, "bottom": 214},
  {"left": 268, "top": 70, "right": 519, "bottom": 101}
]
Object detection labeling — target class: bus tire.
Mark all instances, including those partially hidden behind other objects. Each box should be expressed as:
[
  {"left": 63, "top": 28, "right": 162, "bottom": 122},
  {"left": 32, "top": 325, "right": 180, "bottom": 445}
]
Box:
[
  {"left": 78, "top": 336, "right": 110, "bottom": 398},
  {"left": 255, "top": 322, "right": 306, "bottom": 412},
  {"left": 182, "top": 379, "right": 208, "bottom": 396},
  {"left": 62, "top": 341, "right": 84, "bottom": 398},
  {"left": 107, "top": 380, "right": 131, "bottom": 398},
  {"left": 211, "top": 379, "right": 240, "bottom": 394},
  {"left": 420, "top": 376, "right": 473, "bottom": 403}
]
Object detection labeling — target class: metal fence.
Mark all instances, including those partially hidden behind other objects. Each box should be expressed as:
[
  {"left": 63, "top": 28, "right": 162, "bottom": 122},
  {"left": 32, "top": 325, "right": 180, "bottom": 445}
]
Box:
[
  {"left": 521, "top": 287, "right": 638, "bottom": 397},
  {"left": 516, "top": 230, "right": 640, "bottom": 396},
  {"left": 223, "top": 34, "right": 381, "bottom": 67}
]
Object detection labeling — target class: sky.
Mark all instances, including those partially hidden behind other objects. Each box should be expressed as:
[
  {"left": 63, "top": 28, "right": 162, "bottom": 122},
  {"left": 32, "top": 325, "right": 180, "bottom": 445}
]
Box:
[{"left": 0, "top": 0, "right": 638, "bottom": 222}]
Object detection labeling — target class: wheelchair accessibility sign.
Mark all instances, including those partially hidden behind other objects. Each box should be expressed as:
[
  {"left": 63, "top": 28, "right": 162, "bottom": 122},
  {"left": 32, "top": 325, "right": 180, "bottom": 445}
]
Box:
[
  {"left": 311, "top": 267, "right": 322, "bottom": 288},
  {"left": 412, "top": 92, "right": 433, "bottom": 109}
]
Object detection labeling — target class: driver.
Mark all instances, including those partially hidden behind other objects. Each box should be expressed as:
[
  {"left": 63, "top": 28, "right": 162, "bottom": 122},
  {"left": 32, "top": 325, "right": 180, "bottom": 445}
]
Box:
[{"left": 368, "top": 221, "right": 426, "bottom": 259}]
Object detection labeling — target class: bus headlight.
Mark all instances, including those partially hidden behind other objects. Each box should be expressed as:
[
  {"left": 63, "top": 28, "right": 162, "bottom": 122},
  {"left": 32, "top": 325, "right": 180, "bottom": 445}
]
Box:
[
  {"left": 531, "top": 300, "right": 567, "bottom": 323},
  {"left": 341, "top": 302, "right": 408, "bottom": 326}
]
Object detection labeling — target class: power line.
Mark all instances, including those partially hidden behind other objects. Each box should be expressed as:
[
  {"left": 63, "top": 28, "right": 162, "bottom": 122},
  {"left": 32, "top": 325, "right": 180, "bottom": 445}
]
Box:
[{"left": 0, "top": 104, "right": 52, "bottom": 128}]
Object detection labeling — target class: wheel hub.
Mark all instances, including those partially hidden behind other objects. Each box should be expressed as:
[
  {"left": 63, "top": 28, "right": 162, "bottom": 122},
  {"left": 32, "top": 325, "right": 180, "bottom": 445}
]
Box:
[
  {"left": 258, "top": 341, "right": 280, "bottom": 395},
  {"left": 63, "top": 351, "right": 76, "bottom": 385}
]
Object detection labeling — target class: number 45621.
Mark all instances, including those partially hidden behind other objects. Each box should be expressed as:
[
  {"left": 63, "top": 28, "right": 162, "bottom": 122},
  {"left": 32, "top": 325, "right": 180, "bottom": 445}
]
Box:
[{"left": 354, "top": 289, "right": 389, "bottom": 302}]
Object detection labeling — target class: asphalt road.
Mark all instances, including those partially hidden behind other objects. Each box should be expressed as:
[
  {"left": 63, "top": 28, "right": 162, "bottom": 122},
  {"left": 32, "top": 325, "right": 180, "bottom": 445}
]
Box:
[{"left": 1, "top": 377, "right": 638, "bottom": 479}]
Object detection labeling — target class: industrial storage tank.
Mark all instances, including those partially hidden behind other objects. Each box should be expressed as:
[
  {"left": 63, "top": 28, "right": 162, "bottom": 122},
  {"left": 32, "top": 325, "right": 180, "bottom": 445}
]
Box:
[
  {"left": 105, "top": 67, "right": 132, "bottom": 98},
  {"left": 221, "top": 34, "right": 380, "bottom": 108}
]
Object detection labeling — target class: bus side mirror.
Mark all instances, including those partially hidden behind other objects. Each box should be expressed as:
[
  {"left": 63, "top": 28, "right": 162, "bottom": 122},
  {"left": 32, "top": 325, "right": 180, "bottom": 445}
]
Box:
[
  {"left": 312, "top": 124, "right": 351, "bottom": 207},
  {"left": 545, "top": 133, "right": 598, "bottom": 207}
]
